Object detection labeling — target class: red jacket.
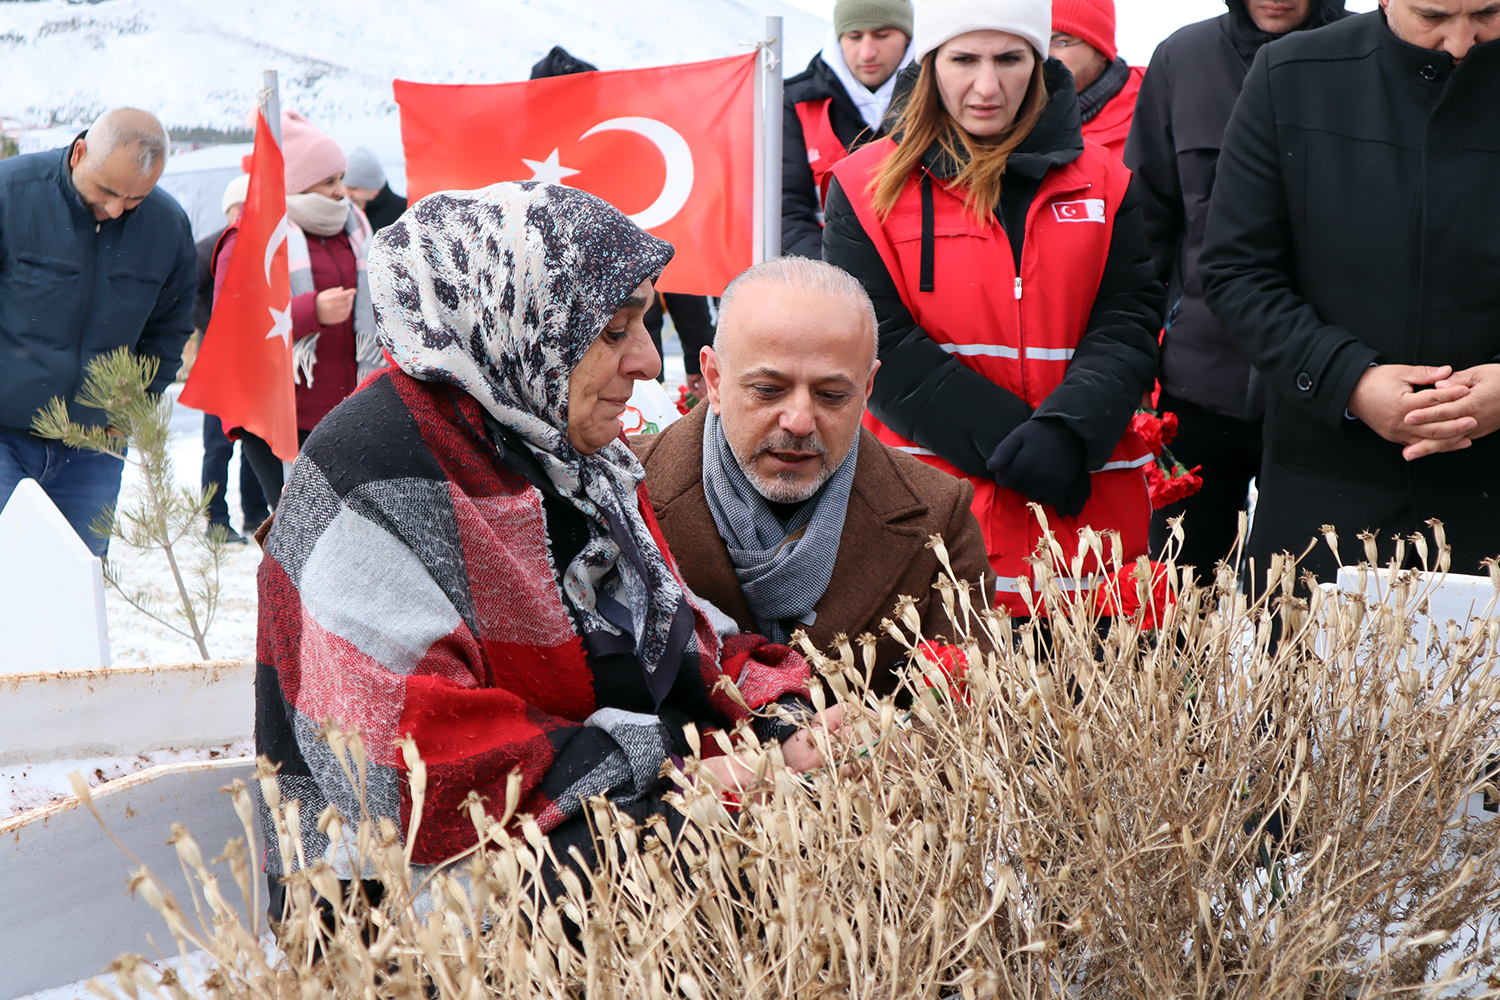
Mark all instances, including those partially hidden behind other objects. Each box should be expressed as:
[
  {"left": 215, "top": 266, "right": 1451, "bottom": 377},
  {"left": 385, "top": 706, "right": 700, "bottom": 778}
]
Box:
[
  {"left": 830, "top": 137, "right": 1153, "bottom": 613},
  {"left": 1081, "top": 65, "right": 1145, "bottom": 158},
  {"left": 794, "top": 98, "right": 847, "bottom": 209},
  {"left": 213, "top": 227, "right": 359, "bottom": 432}
]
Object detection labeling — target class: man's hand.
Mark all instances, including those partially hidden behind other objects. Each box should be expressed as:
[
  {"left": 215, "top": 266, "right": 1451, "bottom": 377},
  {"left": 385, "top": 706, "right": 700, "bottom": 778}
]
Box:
[
  {"left": 1346, "top": 364, "right": 1475, "bottom": 460},
  {"left": 684, "top": 373, "right": 706, "bottom": 398},
  {"left": 314, "top": 286, "right": 356, "bottom": 326},
  {"left": 1404, "top": 364, "right": 1500, "bottom": 457}
]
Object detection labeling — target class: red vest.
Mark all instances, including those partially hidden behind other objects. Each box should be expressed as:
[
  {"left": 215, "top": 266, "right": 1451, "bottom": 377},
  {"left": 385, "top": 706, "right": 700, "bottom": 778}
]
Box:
[
  {"left": 795, "top": 98, "right": 849, "bottom": 208},
  {"left": 831, "top": 137, "right": 1152, "bottom": 613},
  {"left": 1080, "top": 66, "right": 1145, "bottom": 159}
]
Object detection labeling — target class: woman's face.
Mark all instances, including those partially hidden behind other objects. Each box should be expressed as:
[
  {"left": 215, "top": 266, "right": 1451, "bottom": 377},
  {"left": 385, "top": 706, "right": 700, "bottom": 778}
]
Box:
[
  {"left": 302, "top": 173, "right": 347, "bottom": 200},
  {"left": 566, "top": 278, "right": 661, "bottom": 454},
  {"left": 933, "top": 30, "right": 1036, "bottom": 138}
]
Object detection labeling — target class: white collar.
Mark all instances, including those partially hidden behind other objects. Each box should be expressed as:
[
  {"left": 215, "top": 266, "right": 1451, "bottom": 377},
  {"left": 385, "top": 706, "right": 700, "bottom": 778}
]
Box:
[{"left": 819, "top": 30, "right": 915, "bottom": 133}]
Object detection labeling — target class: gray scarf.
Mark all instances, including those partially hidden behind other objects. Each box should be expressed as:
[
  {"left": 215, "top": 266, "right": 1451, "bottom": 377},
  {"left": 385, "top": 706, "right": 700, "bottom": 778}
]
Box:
[
  {"left": 701, "top": 407, "right": 857, "bottom": 644},
  {"left": 1077, "top": 57, "right": 1132, "bottom": 124}
]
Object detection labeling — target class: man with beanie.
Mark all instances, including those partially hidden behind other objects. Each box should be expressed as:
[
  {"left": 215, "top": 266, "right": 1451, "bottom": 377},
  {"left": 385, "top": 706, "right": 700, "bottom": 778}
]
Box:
[
  {"left": 1050, "top": 0, "right": 1143, "bottom": 156},
  {"left": 1124, "top": 0, "right": 1347, "bottom": 577},
  {"left": 342, "top": 146, "right": 406, "bottom": 233},
  {"left": 781, "top": 0, "right": 913, "bottom": 259},
  {"left": 0, "top": 107, "right": 197, "bottom": 556}
]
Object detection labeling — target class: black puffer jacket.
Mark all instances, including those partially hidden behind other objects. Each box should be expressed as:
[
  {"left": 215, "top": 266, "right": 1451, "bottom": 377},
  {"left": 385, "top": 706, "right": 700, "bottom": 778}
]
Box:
[
  {"left": 782, "top": 52, "right": 886, "bottom": 260},
  {"left": 1124, "top": 0, "right": 1347, "bottom": 421},
  {"left": 822, "top": 61, "right": 1163, "bottom": 478},
  {"left": 1200, "top": 12, "right": 1500, "bottom": 485}
]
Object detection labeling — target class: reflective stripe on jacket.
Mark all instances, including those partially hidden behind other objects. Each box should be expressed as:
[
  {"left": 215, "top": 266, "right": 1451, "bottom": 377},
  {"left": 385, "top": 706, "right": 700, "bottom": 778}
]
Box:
[{"left": 830, "top": 136, "right": 1153, "bottom": 611}]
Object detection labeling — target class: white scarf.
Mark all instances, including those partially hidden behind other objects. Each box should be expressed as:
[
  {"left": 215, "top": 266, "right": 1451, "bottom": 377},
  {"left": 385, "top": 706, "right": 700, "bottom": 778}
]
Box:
[
  {"left": 820, "top": 30, "right": 916, "bottom": 132},
  {"left": 285, "top": 192, "right": 352, "bottom": 237}
]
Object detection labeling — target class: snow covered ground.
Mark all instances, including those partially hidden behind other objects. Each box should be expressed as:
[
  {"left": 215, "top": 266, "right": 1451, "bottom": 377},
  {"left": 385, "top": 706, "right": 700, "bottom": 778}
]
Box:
[{"left": 0, "top": 741, "right": 252, "bottom": 821}]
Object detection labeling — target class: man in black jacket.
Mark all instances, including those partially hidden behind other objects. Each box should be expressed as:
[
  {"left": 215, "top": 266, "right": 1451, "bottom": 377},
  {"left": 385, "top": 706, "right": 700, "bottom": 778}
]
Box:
[
  {"left": 782, "top": 0, "right": 913, "bottom": 259},
  {"left": 1124, "top": 0, "right": 1347, "bottom": 576},
  {"left": 0, "top": 108, "right": 196, "bottom": 555},
  {"left": 1200, "top": 0, "right": 1500, "bottom": 586}
]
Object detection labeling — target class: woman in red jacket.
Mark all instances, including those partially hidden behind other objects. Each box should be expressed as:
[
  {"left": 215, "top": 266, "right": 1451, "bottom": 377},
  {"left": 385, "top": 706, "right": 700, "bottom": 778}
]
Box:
[
  {"left": 213, "top": 111, "right": 377, "bottom": 504},
  {"left": 822, "top": 0, "right": 1163, "bottom": 615}
]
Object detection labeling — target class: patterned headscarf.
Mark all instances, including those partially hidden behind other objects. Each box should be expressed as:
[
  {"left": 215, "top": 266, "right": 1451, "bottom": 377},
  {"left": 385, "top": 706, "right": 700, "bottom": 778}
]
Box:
[{"left": 368, "top": 182, "right": 690, "bottom": 687}]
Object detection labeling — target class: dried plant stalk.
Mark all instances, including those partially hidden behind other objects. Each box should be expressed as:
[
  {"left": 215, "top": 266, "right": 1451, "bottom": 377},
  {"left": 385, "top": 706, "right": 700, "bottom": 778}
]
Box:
[{"left": 82, "top": 520, "right": 1500, "bottom": 999}]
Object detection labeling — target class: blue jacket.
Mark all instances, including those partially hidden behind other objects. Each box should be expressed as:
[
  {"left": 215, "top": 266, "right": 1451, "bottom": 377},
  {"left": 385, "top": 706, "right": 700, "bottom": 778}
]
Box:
[{"left": 0, "top": 140, "right": 197, "bottom": 433}]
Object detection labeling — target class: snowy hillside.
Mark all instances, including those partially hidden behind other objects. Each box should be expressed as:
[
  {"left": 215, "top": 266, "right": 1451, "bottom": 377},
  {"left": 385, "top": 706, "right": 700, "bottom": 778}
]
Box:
[{"left": 0, "top": 0, "right": 829, "bottom": 160}]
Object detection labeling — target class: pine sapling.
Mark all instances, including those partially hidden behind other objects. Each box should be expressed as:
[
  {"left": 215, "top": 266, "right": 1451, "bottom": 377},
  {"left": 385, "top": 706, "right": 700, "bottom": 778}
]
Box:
[{"left": 32, "top": 347, "right": 227, "bottom": 660}]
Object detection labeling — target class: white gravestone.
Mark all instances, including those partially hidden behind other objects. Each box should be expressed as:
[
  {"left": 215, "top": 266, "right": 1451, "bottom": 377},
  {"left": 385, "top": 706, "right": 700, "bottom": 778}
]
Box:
[{"left": 0, "top": 479, "right": 111, "bottom": 674}]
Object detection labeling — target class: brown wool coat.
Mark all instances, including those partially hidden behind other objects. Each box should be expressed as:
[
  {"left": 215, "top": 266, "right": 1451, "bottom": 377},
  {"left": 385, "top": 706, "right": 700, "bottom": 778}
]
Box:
[{"left": 632, "top": 404, "right": 991, "bottom": 699}]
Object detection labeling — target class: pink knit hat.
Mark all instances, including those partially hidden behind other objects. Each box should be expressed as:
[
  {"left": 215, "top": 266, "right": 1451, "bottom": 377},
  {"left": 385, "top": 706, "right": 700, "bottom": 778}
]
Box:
[
  {"left": 279, "top": 111, "right": 346, "bottom": 196},
  {"left": 1052, "top": 0, "right": 1116, "bottom": 63}
]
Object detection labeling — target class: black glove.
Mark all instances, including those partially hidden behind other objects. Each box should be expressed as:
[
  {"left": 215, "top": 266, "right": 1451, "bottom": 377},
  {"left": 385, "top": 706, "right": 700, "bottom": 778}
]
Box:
[{"left": 986, "top": 417, "right": 1092, "bottom": 517}]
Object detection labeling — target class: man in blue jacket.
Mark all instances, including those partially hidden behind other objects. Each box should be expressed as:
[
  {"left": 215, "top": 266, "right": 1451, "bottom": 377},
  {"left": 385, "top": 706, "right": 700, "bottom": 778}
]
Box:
[{"left": 0, "top": 107, "right": 197, "bottom": 555}]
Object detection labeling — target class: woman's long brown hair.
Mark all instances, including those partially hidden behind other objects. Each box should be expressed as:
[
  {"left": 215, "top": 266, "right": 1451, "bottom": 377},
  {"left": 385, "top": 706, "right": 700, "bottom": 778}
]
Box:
[{"left": 868, "top": 50, "right": 1048, "bottom": 223}]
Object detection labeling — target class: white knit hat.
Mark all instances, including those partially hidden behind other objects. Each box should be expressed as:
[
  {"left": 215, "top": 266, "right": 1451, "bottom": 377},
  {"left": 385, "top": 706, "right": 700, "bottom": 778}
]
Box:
[
  {"left": 912, "top": 0, "right": 1051, "bottom": 64},
  {"left": 221, "top": 173, "right": 249, "bottom": 216}
]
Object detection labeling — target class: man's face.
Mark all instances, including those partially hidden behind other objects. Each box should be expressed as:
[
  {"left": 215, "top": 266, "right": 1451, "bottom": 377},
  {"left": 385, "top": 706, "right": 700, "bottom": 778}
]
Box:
[
  {"left": 1381, "top": 0, "right": 1500, "bottom": 60},
  {"left": 68, "top": 141, "right": 162, "bottom": 221},
  {"left": 839, "top": 27, "right": 910, "bottom": 90},
  {"left": 345, "top": 185, "right": 379, "bottom": 210},
  {"left": 1244, "top": 0, "right": 1314, "bottom": 33},
  {"left": 1049, "top": 33, "right": 1111, "bottom": 92},
  {"left": 702, "top": 284, "right": 878, "bottom": 503}
]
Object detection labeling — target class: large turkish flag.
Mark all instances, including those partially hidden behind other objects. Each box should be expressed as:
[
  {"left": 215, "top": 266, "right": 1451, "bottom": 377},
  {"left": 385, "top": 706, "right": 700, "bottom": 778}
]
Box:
[
  {"left": 394, "top": 54, "right": 755, "bottom": 296},
  {"left": 180, "top": 109, "right": 299, "bottom": 463}
]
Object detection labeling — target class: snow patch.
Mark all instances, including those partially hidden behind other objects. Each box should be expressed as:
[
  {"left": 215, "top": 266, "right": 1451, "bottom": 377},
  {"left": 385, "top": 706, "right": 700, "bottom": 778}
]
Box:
[{"left": 0, "top": 741, "right": 253, "bottom": 822}]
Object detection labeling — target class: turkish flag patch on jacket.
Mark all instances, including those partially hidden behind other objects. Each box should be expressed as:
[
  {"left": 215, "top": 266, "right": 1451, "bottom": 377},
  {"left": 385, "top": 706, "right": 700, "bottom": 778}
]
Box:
[{"left": 395, "top": 54, "right": 755, "bottom": 296}]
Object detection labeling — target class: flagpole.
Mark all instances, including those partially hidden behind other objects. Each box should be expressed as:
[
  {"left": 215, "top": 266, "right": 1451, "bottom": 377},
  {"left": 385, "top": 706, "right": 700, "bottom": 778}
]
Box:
[
  {"left": 763, "top": 16, "right": 782, "bottom": 262},
  {"left": 752, "top": 38, "right": 765, "bottom": 262},
  {"left": 262, "top": 70, "right": 281, "bottom": 144}
]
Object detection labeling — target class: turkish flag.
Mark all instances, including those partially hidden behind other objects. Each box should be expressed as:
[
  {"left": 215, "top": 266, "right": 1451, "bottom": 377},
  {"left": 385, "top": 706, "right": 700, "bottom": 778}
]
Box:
[
  {"left": 394, "top": 54, "right": 754, "bottom": 296},
  {"left": 180, "top": 109, "right": 298, "bottom": 462}
]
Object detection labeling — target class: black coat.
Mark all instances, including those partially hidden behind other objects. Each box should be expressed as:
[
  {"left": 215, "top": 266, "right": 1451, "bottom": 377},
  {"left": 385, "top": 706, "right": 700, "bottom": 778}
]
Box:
[
  {"left": 363, "top": 183, "right": 407, "bottom": 233},
  {"left": 782, "top": 52, "right": 884, "bottom": 260},
  {"left": 823, "top": 62, "right": 1163, "bottom": 478},
  {"left": 1200, "top": 11, "right": 1500, "bottom": 488},
  {"left": 1124, "top": 0, "right": 1347, "bottom": 422},
  {"left": 0, "top": 140, "right": 197, "bottom": 433}
]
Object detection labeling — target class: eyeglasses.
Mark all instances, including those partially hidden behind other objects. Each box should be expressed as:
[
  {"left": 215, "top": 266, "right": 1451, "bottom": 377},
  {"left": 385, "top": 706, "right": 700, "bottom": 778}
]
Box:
[{"left": 1049, "top": 35, "right": 1086, "bottom": 49}]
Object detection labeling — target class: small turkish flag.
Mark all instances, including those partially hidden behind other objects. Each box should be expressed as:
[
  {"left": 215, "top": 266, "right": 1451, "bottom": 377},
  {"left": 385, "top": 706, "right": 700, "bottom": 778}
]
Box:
[
  {"left": 180, "top": 108, "right": 299, "bottom": 463},
  {"left": 394, "top": 54, "right": 755, "bottom": 296}
]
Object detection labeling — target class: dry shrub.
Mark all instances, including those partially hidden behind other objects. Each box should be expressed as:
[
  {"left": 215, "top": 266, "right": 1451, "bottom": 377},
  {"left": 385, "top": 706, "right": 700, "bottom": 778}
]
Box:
[{"left": 82, "top": 518, "right": 1500, "bottom": 999}]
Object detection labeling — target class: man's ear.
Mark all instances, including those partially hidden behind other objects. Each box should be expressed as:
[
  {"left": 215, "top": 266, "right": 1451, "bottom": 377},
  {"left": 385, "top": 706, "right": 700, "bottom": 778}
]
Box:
[
  {"left": 69, "top": 139, "right": 88, "bottom": 171},
  {"left": 864, "top": 359, "right": 881, "bottom": 404},
  {"left": 701, "top": 346, "right": 725, "bottom": 414}
]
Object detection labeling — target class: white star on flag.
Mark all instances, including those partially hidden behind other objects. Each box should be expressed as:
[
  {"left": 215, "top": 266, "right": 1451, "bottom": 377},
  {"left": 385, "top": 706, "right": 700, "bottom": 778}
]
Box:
[
  {"left": 265, "top": 304, "right": 292, "bottom": 347},
  {"left": 522, "top": 148, "right": 581, "bottom": 186}
]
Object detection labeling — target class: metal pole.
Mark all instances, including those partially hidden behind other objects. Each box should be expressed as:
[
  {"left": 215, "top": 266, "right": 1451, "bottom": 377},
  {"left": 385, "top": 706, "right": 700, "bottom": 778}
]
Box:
[
  {"left": 763, "top": 16, "right": 783, "bottom": 261},
  {"left": 752, "top": 39, "right": 765, "bottom": 263},
  {"left": 262, "top": 70, "right": 281, "bottom": 145}
]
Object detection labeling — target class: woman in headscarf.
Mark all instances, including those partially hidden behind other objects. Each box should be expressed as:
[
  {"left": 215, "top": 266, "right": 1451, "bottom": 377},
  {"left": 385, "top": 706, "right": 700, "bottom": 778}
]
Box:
[
  {"left": 254, "top": 181, "right": 845, "bottom": 908},
  {"left": 212, "top": 111, "right": 381, "bottom": 504}
]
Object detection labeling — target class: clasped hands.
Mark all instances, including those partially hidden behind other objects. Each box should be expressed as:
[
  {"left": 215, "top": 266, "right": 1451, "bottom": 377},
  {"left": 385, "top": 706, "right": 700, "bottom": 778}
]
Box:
[{"left": 1348, "top": 363, "right": 1500, "bottom": 461}]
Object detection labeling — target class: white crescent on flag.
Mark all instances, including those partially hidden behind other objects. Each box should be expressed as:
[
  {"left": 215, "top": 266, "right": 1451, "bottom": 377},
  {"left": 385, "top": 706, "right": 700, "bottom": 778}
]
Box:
[{"left": 579, "top": 117, "right": 695, "bottom": 231}]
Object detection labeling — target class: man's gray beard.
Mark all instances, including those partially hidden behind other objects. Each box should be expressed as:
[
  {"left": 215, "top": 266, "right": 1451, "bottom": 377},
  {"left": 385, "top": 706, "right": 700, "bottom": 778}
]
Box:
[{"left": 736, "top": 432, "right": 833, "bottom": 504}]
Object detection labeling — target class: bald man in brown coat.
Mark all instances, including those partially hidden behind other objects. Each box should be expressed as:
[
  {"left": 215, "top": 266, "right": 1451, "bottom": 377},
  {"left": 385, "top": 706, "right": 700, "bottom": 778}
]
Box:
[{"left": 633, "top": 258, "right": 989, "bottom": 699}]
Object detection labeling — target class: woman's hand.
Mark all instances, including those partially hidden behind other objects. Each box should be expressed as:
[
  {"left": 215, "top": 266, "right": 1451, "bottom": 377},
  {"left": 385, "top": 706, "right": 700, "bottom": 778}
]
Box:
[
  {"left": 315, "top": 286, "right": 357, "bottom": 326},
  {"left": 987, "top": 417, "right": 1091, "bottom": 517}
]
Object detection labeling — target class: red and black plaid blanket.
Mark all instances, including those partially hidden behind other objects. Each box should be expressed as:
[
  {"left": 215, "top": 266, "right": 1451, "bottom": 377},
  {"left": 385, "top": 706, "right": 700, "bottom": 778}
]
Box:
[{"left": 256, "top": 368, "right": 810, "bottom": 875}]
